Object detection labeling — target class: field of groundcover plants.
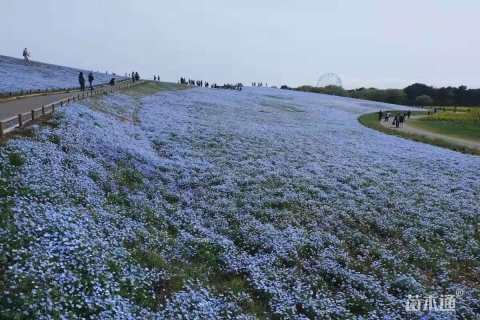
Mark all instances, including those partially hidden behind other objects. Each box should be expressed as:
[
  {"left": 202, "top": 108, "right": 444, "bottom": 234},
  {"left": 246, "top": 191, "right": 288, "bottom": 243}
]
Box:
[{"left": 0, "top": 83, "right": 479, "bottom": 319}]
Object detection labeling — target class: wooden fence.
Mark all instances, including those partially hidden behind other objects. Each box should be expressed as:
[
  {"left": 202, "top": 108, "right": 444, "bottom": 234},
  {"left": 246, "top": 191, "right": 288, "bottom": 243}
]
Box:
[{"left": 0, "top": 79, "right": 141, "bottom": 137}]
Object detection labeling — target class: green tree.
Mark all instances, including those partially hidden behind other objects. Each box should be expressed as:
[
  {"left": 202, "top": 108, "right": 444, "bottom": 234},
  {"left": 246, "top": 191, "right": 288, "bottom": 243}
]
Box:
[{"left": 415, "top": 94, "right": 434, "bottom": 106}]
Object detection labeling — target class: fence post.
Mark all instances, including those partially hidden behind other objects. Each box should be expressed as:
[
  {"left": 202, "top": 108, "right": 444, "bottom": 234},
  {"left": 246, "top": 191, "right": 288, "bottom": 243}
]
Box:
[
  {"left": 18, "top": 114, "right": 22, "bottom": 127},
  {"left": 52, "top": 104, "right": 55, "bottom": 113},
  {"left": 0, "top": 121, "right": 3, "bottom": 137},
  {"left": 42, "top": 106, "right": 45, "bottom": 115},
  {"left": 31, "top": 110, "right": 35, "bottom": 121}
]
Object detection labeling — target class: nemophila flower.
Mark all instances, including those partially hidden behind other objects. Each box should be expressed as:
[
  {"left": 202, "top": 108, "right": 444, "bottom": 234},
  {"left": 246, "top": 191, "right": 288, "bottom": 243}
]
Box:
[
  {"left": 0, "top": 55, "right": 114, "bottom": 92},
  {"left": 0, "top": 85, "right": 478, "bottom": 319}
]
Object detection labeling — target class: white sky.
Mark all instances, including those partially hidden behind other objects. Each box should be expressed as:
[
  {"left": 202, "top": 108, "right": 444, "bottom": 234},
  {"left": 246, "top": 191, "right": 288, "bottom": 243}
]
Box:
[{"left": 1, "top": 0, "right": 479, "bottom": 89}]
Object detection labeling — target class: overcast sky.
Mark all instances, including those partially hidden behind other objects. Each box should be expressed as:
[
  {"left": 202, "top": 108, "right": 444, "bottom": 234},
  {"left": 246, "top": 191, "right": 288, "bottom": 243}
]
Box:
[{"left": 1, "top": 0, "right": 479, "bottom": 89}]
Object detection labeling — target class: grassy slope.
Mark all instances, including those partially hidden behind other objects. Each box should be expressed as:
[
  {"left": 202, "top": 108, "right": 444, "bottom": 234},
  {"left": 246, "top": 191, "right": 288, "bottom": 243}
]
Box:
[
  {"left": 122, "top": 81, "right": 188, "bottom": 97},
  {"left": 410, "top": 110, "right": 480, "bottom": 141},
  {"left": 358, "top": 111, "right": 480, "bottom": 155},
  {"left": 409, "top": 119, "right": 480, "bottom": 141}
]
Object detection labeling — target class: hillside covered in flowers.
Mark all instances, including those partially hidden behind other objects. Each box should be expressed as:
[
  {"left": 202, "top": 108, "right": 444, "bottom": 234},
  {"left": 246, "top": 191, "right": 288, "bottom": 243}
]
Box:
[
  {"left": 0, "top": 83, "right": 478, "bottom": 319},
  {"left": 0, "top": 55, "right": 116, "bottom": 93}
]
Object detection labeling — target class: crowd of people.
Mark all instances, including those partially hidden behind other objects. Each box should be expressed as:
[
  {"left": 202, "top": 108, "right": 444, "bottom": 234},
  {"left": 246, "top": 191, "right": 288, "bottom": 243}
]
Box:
[
  {"left": 213, "top": 83, "right": 243, "bottom": 91},
  {"left": 22, "top": 47, "right": 245, "bottom": 94},
  {"left": 179, "top": 77, "right": 243, "bottom": 91},
  {"left": 179, "top": 78, "right": 210, "bottom": 87},
  {"left": 378, "top": 110, "right": 411, "bottom": 128}
]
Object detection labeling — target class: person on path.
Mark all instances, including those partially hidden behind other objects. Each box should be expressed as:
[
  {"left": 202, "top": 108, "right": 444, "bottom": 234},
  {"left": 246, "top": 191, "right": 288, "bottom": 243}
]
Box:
[
  {"left": 79, "top": 72, "right": 86, "bottom": 91},
  {"left": 407, "top": 110, "right": 411, "bottom": 119},
  {"left": 399, "top": 114, "right": 405, "bottom": 128},
  {"left": 378, "top": 110, "right": 383, "bottom": 122},
  {"left": 88, "top": 72, "right": 94, "bottom": 91},
  {"left": 22, "top": 48, "right": 30, "bottom": 64}
]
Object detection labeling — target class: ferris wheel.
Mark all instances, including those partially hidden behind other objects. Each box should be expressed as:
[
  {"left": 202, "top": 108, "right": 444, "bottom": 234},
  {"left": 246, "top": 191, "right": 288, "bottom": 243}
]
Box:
[{"left": 316, "top": 73, "right": 343, "bottom": 88}]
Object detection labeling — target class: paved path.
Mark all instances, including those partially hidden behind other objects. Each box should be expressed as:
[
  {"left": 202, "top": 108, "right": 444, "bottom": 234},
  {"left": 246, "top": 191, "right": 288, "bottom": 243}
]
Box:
[
  {"left": 380, "top": 115, "right": 480, "bottom": 151},
  {"left": 0, "top": 92, "right": 79, "bottom": 120}
]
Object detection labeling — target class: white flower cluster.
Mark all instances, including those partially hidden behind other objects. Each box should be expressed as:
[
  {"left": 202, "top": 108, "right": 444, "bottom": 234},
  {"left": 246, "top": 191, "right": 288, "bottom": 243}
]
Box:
[{"left": 0, "top": 85, "right": 478, "bottom": 319}]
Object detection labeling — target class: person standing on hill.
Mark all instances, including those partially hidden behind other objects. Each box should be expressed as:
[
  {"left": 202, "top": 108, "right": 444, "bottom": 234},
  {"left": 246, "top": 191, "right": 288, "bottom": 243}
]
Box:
[
  {"left": 88, "top": 72, "right": 94, "bottom": 91},
  {"left": 378, "top": 110, "right": 383, "bottom": 121},
  {"left": 78, "top": 72, "right": 86, "bottom": 91},
  {"left": 22, "top": 48, "right": 30, "bottom": 64},
  {"left": 135, "top": 72, "right": 140, "bottom": 81}
]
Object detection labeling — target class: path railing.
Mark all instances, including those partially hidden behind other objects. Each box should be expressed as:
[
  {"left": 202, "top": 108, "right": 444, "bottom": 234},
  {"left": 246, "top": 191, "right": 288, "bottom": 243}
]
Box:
[
  {"left": 0, "top": 77, "right": 129, "bottom": 99},
  {"left": 0, "top": 79, "right": 142, "bottom": 137}
]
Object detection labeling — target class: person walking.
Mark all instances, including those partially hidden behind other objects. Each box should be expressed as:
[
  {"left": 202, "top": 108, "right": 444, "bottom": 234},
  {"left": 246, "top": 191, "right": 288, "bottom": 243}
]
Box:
[
  {"left": 22, "top": 48, "right": 30, "bottom": 64},
  {"left": 399, "top": 114, "right": 405, "bottom": 128},
  {"left": 394, "top": 115, "right": 400, "bottom": 128},
  {"left": 78, "top": 72, "right": 86, "bottom": 91},
  {"left": 131, "top": 72, "right": 136, "bottom": 83},
  {"left": 135, "top": 72, "right": 140, "bottom": 81},
  {"left": 378, "top": 110, "right": 383, "bottom": 122},
  {"left": 88, "top": 72, "right": 94, "bottom": 91}
]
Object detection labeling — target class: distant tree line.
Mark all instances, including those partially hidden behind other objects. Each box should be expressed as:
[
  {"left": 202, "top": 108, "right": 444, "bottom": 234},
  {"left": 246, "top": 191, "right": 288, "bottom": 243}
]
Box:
[{"left": 294, "top": 83, "right": 480, "bottom": 107}]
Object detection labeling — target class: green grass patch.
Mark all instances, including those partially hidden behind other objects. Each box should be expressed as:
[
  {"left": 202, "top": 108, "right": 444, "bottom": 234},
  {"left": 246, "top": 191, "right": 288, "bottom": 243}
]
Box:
[
  {"left": 358, "top": 111, "right": 480, "bottom": 155},
  {"left": 116, "top": 168, "right": 143, "bottom": 190},
  {"left": 8, "top": 152, "right": 25, "bottom": 167},
  {"left": 48, "top": 134, "right": 61, "bottom": 145},
  {"left": 106, "top": 192, "right": 131, "bottom": 207},
  {"left": 411, "top": 119, "right": 480, "bottom": 141},
  {"left": 411, "top": 110, "right": 480, "bottom": 141},
  {"left": 124, "top": 236, "right": 272, "bottom": 317},
  {"left": 122, "top": 81, "right": 185, "bottom": 97}
]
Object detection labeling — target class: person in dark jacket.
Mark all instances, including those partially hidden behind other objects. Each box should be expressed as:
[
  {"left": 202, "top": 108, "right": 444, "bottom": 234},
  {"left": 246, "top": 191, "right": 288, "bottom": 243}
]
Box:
[
  {"left": 135, "top": 72, "right": 140, "bottom": 81},
  {"left": 88, "top": 72, "right": 94, "bottom": 91},
  {"left": 79, "top": 72, "right": 86, "bottom": 91}
]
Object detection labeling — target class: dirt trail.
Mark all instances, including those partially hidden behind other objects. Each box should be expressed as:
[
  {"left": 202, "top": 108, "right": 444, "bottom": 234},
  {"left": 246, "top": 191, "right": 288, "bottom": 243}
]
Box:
[{"left": 379, "top": 115, "right": 480, "bottom": 151}]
